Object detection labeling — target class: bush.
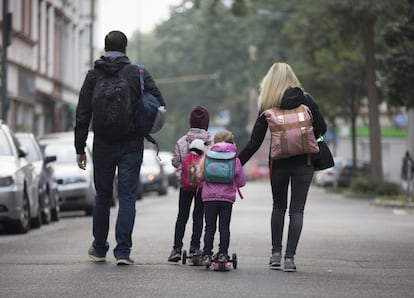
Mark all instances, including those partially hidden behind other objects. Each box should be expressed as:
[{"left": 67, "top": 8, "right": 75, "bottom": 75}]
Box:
[{"left": 350, "top": 176, "right": 403, "bottom": 196}]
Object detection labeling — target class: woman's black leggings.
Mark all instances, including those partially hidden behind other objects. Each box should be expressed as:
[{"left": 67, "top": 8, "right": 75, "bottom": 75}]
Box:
[{"left": 270, "top": 163, "right": 313, "bottom": 259}]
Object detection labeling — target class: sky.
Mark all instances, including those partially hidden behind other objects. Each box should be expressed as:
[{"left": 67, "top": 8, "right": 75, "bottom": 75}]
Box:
[{"left": 95, "top": 0, "right": 182, "bottom": 46}]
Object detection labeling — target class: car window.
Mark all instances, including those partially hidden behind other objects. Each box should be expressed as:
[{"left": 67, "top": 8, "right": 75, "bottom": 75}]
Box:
[
  {"left": 17, "top": 137, "right": 42, "bottom": 162},
  {"left": 44, "top": 143, "right": 75, "bottom": 164},
  {"left": 0, "top": 129, "right": 13, "bottom": 156}
]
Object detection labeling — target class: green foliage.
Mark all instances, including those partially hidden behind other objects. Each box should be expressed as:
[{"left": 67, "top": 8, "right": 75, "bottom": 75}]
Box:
[
  {"left": 381, "top": 0, "right": 414, "bottom": 108},
  {"left": 354, "top": 126, "right": 408, "bottom": 138},
  {"left": 126, "top": 0, "right": 411, "bottom": 152},
  {"left": 350, "top": 176, "right": 403, "bottom": 196}
]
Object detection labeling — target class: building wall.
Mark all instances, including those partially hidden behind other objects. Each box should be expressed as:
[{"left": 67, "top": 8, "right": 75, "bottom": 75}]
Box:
[{"left": 0, "top": 0, "right": 92, "bottom": 136}]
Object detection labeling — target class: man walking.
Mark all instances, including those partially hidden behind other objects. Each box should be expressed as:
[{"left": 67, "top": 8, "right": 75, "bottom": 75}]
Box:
[{"left": 74, "top": 31, "right": 165, "bottom": 265}]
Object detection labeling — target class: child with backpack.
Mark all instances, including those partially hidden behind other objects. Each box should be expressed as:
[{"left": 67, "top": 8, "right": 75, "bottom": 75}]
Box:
[
  {"left": 201, "top": 130, "right": 246, "bottom": 268},
  {"left": 168, "top": 106, "right": 213, "bottom": 263}
]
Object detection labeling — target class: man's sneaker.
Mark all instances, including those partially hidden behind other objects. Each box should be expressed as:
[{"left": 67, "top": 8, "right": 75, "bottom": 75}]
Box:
[
  {"left": 283, "top": 258, "right": 297, "bottom": 272},
  {"left": 88, "top": 247, "right": 106, "bottom": 262},
  {"left": 116, "top": 257, "right": 135, "bottom": 266},
  {"left": 269, "top": 252, "right": 282, "bottom": 268},
  {"left": 168, "top": 248, "right": 181, "bottom": 262}
]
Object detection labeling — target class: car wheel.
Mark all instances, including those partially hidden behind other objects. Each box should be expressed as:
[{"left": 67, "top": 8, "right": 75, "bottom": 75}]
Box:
[
  {"left": 31, "top": 204, "right": 42, "bottom": 229},
  {"left": 51, "top": 193, "right": 60, "bottom": 221},
  {"left": 51, "top": 203, "right": 60, "bottom": 222},
  {"left": 41, "top": 192, "right": 52, "bottom": 225},
  {"left": 7, "top": 189, "right": 31, "bottom": 234},
  {"left": 158, "top": 179, "right": 168, "bottom": 196},
  {"left": 85, "top": 206, "right": 93, "bottom": 216},
  {"left": 31, "top": 189, "right": 42, "bottom": 228},
  {"left": 137, "top": 182, "right": 143, "bottom": 200}
]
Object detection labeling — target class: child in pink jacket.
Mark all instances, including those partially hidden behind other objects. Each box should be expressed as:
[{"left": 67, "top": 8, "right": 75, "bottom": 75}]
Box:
[{"left": 201, "top": 130, "right": 246, "bottom": 265}]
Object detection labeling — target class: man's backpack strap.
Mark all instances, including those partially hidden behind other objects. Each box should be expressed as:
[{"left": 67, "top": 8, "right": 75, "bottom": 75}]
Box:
[{"left": 137, "top": 65, "right": 160, "bottom": 156}]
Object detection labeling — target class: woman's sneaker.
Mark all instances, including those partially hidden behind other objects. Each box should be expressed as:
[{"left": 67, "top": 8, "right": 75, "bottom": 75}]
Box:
[
  {"left": 168, "top": 248, "right": 181, "bottom": 262},
  {"left": 283, "top": 258, "right": 297, "bottom": 272},
  {"left": 269, "top": 252, "right": 282, "bottom": 269}
]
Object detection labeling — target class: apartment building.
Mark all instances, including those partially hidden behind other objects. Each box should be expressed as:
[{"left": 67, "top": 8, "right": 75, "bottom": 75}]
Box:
[{"left": 0, "top": 0, "right": 93, "bottom": 136}]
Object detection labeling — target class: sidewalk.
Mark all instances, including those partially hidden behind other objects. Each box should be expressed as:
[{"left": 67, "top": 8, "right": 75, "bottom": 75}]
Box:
[{"left": 324, "top": 187, "right": 414, "bottom": 209}]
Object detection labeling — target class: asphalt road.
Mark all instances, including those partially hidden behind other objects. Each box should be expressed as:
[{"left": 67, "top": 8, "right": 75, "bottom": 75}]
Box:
[{"left": 1, "top": 181, "right": 414, "bottom": 298}]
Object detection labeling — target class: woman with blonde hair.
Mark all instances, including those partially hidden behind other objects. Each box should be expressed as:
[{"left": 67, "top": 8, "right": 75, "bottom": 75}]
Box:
[{"left": 238, "top": 62, "right": 327, "bottom": 272}]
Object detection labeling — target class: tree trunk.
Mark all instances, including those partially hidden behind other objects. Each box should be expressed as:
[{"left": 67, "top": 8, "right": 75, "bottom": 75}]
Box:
[
  {"left": 408, "top": 108, "right": 414, "bottom": 156},
  {"left": 363, "top": 15, "right": 383, "bottom": 180}
]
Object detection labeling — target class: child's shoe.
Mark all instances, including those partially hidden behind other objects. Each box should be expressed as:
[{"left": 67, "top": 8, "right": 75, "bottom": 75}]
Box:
[
  {"left": 201, "top": 254, "right": 212, "bottom": 266},
  {"left": 168, "top": 248, "right": 181, "bottom": 262},
  {"left": 189, "top": 247, "right": 202, "bottom": 266},
  {"left": 189, "top": 247, "right": 202, "bottom": 256},
  {"left": 217, "top": 253, "right": 228, "bottom": 263}
]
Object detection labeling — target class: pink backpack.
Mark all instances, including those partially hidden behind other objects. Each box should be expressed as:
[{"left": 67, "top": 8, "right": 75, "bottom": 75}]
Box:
[
  {"left": 262, "top": 104, "right": 319, "bottom": 160},
  {"left": 180, "top": 152, "right": 205, "bottom": 191}
]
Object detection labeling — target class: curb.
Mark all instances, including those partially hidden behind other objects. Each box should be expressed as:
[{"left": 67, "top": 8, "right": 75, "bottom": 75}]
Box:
[{"left": 372, "top": 199, "right": 414, "bottom": 209}]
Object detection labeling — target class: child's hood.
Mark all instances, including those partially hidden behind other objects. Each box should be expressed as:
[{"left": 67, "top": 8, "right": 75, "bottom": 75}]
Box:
[
  {"left": 186, "top": 128, "right": 212, "bottom": 144},
  {"left": 210, "top": 142, "right": 237, "bottom": 153}
]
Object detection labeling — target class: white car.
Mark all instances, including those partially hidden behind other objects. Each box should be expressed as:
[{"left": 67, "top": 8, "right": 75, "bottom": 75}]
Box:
[
  {"left": 158, "top": 151, "right": 178, "bottom": 188},
  {"left": 138, "top": 149, "right": 168, "bottom": 200},
  {"left": 314, "top": 157, "right": 346, "bottom": 187},
  {"left": 39, "top": 138, "right": 95, "bottom": 216},
  {"left": 0, "top": 121, "right": 41, "bottom": 233}
]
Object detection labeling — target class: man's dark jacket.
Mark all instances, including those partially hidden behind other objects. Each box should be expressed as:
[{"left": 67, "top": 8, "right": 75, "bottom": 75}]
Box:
[{"left": 74, "top": 55, "right": 165, "bottom": 154}]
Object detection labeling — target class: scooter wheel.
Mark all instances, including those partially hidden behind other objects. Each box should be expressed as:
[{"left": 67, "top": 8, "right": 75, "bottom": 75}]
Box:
[
  {"left": 219, "top": 262, "right": 225, "bottom": 271},
  {"left": 182, "top": 250, "right": 187, "bottom": 265},
  {"left": 193, "top": 255, "right": 200, "bottom": 266},
  {"left": 232, "top": 253, "right": 237, "bottom": 269}
]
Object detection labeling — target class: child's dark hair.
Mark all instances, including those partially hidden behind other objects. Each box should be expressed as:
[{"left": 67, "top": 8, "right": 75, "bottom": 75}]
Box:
[{"left": 214, "top": 130, "right": 234, "bottom": 144}]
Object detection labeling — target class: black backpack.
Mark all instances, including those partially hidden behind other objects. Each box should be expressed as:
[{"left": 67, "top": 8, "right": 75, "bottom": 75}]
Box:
[{"left": 92, "top": 65, "right": 136, "bottom": 141}]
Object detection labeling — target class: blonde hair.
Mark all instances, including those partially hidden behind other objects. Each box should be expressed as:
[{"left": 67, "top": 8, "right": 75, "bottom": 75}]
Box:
[
  {"left": 257, "top": 62, "right": 302, "bottom": 111},
  {"left": 214, "top": 130, "right": 234, "bottom": 144}
]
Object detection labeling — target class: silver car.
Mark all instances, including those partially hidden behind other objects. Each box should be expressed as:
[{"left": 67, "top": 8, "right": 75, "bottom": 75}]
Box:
[
  {"left": 138, "top": 149, "right": 168, "bottom": 200},
  {"left": 16, "top": 132, "right": 60, "bottom": 224},
  {"left": 39, "top": 138, "right": 95, "bottom": 216},
  {"left": 0, "top": 121, "right": 41, "bottom": 233}
]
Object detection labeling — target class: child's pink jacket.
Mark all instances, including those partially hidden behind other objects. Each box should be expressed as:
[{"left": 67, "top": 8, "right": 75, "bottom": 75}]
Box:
[{"left": 201, "top": 142, "right": 246, "bottom": 203}]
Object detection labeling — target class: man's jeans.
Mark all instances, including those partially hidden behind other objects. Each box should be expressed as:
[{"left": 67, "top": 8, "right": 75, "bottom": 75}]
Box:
[{"left": 92, "top": 137, "right": 143, "bottom": 259}]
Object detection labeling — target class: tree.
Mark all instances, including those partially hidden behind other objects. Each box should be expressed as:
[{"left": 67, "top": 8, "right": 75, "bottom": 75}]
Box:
[{"left": 283, "top": 0, "right": 366, "bottom": 163}]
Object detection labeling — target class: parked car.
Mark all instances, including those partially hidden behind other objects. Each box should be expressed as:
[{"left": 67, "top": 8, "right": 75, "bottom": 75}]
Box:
[
  {"left": 138, "top": 149, "right": 168, "bottom": 200},
  {"left": 39, "top": 137, "right": 95, "bottom": 216},
  {"left": 41, "top": 131, "right": 118, "bottom": 206},
  {"left": 246, "top": 161, "right": 270, "bottom": 180},
  {"left": 158, "top": 151, "right": 178, "bottom": 188},
  {"left": 314, "top": 157, "right": 369, "bottom": 188},
  {"left": 16, "top": 133, "right": 60, "bottom": 224},
  {"left": 336, "top": 160, "right": 370, "bottom": 187},
  {"left": 314, "top": 157, "right": 346, "bottom": 187},
  {"left": 0, "top": 121, "right": 41, "bottom": 233}
]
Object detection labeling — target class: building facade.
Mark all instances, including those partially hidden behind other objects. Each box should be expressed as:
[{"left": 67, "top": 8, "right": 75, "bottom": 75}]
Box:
[{"left": 0, "top": 0, "right": 93, "bottom": 136}]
